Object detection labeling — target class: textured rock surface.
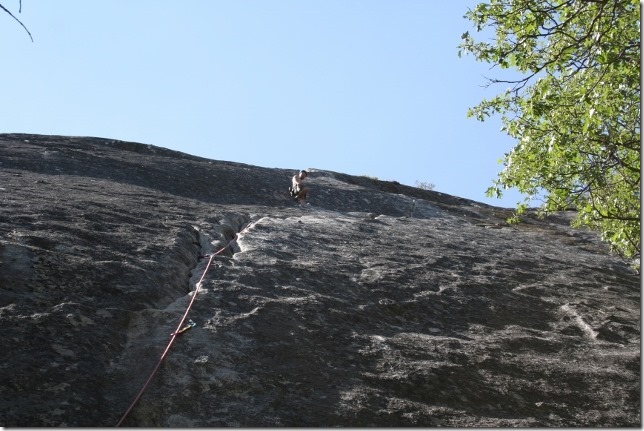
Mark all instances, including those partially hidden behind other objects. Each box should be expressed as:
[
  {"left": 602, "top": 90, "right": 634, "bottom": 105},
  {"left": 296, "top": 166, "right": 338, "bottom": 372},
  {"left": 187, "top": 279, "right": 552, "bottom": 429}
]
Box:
[{"left": 0, "top": 133, "right": 639, "bottom": 426}]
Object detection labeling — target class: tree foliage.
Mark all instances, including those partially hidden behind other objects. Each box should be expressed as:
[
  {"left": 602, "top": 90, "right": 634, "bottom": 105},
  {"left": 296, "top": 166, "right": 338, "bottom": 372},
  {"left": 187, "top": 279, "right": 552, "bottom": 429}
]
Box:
[{"left": 459, "top": 0, "right": 640, "bottom": 264}]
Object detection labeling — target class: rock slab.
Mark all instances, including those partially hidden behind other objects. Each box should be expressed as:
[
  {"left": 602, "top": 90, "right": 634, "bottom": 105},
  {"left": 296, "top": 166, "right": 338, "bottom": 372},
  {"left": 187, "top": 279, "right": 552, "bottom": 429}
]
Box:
[{"left": 0, "top": 134, "right": 640, "bottom": 426}]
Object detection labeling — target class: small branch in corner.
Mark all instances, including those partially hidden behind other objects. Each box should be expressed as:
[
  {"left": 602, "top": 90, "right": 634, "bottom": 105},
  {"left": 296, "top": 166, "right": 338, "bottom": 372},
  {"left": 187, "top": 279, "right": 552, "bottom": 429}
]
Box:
[{"left": 0, "top": 1, "right": 33, "bottom": 42}]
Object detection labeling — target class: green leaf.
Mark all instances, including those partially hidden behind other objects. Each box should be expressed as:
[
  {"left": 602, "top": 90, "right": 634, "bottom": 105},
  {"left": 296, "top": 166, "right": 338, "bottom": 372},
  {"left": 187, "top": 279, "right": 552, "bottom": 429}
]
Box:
[{"left": 461, "top": 0, "right": 641, "bottom": 265}]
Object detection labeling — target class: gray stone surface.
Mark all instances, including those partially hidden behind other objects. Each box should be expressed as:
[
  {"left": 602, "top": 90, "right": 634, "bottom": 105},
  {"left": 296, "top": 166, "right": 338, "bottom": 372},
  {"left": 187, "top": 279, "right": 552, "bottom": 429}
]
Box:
[{"left": 0, "top": 133, "right": 640, "bottom": 426}]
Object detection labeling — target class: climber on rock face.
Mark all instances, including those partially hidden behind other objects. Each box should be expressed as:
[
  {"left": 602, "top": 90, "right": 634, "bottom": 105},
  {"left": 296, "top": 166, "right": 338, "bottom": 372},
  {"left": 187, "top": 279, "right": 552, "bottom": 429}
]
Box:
[{"left": 289, "top": 170, "right": 310, "bottom": 204}]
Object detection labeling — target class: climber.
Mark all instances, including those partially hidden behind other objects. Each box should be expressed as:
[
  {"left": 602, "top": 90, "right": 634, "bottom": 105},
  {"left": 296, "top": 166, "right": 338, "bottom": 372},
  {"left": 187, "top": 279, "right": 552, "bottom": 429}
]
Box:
[{"left": 289, "top": 170, "right": 310, "bottom": 204}]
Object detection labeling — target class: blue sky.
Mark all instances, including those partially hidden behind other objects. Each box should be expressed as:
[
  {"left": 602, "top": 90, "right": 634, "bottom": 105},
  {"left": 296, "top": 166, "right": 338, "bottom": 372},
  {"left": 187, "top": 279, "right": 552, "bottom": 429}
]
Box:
[{"left": 0, "top": 0, "right": 529, "bottom": 207}]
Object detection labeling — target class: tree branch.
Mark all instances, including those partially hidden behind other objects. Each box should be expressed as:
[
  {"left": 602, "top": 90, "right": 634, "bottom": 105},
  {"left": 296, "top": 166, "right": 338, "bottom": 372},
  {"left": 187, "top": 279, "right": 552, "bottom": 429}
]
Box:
[{"left": 0, "top": 2, "right": 33, "bottom": 42}]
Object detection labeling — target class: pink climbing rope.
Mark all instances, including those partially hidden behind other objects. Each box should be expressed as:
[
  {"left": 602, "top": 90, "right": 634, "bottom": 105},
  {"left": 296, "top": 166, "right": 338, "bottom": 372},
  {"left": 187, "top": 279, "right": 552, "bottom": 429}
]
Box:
[{"left": 116, "top": 221, "right": 255, "bottom": 427}]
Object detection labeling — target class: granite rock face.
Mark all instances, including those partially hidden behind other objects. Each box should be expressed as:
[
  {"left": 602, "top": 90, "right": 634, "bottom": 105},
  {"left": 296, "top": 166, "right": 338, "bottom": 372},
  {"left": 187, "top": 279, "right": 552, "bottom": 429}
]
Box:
[{"left": 0, "top": 134, "right": 639, "bottom": 427}]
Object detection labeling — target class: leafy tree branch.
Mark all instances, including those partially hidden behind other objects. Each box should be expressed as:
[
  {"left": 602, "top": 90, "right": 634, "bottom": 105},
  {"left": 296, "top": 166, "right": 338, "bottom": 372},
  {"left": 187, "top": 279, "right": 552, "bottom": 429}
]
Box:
[{"left": 460, "top": 0, "right": 640, "bottom": 266}]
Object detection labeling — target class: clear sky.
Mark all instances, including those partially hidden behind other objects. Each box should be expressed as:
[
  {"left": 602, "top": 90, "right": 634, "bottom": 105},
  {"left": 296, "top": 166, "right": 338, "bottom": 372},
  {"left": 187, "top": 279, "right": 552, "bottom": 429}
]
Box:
[{"left": 0, "top": 0, "right": 530, "bottom": 208}]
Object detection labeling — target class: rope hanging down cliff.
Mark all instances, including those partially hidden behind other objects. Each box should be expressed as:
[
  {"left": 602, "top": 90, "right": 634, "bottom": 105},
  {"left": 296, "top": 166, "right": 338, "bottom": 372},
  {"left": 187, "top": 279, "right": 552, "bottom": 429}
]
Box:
[{"left": 115, "top": 220, "right": 257, "bottom": 427}]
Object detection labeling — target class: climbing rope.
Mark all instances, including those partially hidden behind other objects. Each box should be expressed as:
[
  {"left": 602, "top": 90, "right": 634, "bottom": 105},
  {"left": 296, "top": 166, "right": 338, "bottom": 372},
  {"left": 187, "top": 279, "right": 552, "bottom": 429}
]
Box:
[{"left": 115, "top": 220, "right": 256, "bottom": 427}]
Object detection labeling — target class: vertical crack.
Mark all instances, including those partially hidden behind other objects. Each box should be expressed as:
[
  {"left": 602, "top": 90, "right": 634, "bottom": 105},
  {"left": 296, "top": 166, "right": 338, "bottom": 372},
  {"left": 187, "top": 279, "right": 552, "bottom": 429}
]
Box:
[{"left": 189, "top": 213, "right": 252, "bottom": 289}]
